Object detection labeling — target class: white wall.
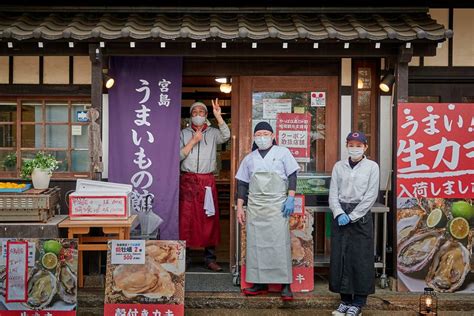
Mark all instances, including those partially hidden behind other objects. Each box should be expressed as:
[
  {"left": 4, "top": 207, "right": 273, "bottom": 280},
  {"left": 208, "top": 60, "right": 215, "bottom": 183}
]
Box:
[
  {"left": 379, "top": 95, "right": 392, "bottom": 191},
  {"left": 340, "top": 95, "right": 352, "bottom": 162}
]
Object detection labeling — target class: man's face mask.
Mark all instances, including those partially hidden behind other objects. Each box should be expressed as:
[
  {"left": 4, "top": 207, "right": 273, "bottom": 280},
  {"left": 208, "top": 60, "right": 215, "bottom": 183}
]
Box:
[
  {"left": 255, "top": 135, "right": 273, "bottom": 150},
  {"left": 191, "top": 115, "right": 206, "bottom": 126}
]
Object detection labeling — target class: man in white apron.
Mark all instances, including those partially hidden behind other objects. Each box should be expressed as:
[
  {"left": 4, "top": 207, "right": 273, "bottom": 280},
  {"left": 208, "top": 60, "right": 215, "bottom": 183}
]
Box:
[{"left": 235, "top": 122, "right": 300, "bottom": 301}]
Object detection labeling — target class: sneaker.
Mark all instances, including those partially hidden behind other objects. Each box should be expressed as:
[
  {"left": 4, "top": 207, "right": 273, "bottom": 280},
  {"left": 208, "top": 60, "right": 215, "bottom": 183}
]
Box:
[
  {"left": 331, "top": 303, "right": 350, "bottom": 316},
  {"left": 345, "top": 306, "right": 362, "bottom": 316}
]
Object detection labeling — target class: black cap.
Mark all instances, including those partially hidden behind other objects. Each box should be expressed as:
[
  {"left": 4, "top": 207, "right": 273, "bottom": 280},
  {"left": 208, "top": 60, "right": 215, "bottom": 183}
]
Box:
[{"left": 254, "top": 121, "right": 273, "bottom": 133}]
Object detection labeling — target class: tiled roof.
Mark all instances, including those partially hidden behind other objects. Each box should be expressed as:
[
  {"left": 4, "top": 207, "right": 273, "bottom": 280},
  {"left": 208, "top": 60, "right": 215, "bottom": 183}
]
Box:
[{"left": 0, "top": 12, "right": 452, "bottom": 42}]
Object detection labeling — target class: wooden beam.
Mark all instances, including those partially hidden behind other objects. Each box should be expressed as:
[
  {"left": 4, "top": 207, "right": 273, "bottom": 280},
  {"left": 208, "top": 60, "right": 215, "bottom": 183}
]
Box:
[
  {"left": 89, "top": 44, "right": 103, "bottom": 181},
  {"left": 0, "top": 84, "right": 91, "bottom": 96}
]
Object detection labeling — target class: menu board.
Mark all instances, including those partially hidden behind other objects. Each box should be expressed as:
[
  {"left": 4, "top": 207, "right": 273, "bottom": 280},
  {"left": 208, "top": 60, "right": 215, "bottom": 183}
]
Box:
[
  {"left": 0, "top": 238, "right": 78, "bottom": 315},
  {"left": 104, "top": 240, "right": 185, "bottom": 316},
  {"left": 69, "top": 195, "right": 128, "bottom": 218}
]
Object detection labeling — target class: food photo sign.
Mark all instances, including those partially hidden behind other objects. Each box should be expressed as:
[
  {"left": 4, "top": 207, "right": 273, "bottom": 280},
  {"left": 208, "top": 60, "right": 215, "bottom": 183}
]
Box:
[
  {"left": 240, "top": 211, "right": 314, "bottom": 292},
  {"left": 396, "top": 103, "right": 474, "bottom": 293},
  {"left": 0, "top": 238, "right": 78, "bottom": 315},
  {"left": 104, "top": 240, "right": 185, "bottom": 316}
]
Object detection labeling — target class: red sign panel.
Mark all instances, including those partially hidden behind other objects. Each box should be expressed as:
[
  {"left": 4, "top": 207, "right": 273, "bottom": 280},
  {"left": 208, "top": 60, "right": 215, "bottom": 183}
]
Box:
[
  {"left": 276, "top": 113, "right": 312, "bottom": 162},
  {"left": 397, "top": 103, "right": 474, "bottom": 198},
  {"left": 104, "top": 304, "right": 184, "bottom": 316}
]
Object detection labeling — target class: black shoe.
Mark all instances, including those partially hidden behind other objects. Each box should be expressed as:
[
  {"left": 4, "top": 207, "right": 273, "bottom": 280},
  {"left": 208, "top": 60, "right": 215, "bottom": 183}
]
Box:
[
  {"left": 281, "top": 284, "right": 293, "bottom": 301},
  {"left": 243, "top": 283, "right": 268, "bottom": 296}
]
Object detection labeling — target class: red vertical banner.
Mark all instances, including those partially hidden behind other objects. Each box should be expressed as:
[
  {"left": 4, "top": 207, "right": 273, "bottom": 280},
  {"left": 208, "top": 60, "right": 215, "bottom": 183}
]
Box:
[
  {"left": 397, "top": 103, "right": 474, "bottom": 198},
  {"left": 276, "top": 113, "right": 312, "bottom": 162}
]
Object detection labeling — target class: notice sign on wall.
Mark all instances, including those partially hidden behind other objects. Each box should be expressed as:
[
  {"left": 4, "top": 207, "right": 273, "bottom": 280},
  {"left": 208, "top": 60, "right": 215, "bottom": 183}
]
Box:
[
  {"left": 69, "top": 195, "right": 128, "bottom": 218},
  {"left": 276, "top": 112, "right": 312, "bottom": 162},
  {"left": 0, "top": 238, "right": 78, "bottom": 315},
  {"left": 105, "top": 240, "right": 185, "bottom": 316}
]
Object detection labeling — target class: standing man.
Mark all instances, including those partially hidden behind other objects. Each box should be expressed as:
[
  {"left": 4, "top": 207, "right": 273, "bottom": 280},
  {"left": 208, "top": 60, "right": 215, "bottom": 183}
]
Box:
[
  {"left": 179, "top": 99, "right": 230, "bottom": 272},
  {"left": 236, "top": 122, "right": 300, "bottom": 301},
  {"left": 328, "top": 131, "right": 380, "bottom": 316}
]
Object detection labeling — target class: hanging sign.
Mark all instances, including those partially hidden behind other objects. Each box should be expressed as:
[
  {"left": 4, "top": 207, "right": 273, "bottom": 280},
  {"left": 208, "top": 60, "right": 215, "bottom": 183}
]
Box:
[
  {"left": 396, "top": 103, "right": 474, "bottom": 293},
  {"left": 276, "top": 112, "right": 312, "bottom": 162},
  {"left": 104, "top": 240, "right": 185, "bottom": 316}
]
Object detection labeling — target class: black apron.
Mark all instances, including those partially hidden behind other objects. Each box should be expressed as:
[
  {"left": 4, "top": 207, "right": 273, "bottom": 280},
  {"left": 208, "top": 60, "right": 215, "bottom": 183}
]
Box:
[{"left": 329, "top": 202, "right": 375, "bottom": 295}]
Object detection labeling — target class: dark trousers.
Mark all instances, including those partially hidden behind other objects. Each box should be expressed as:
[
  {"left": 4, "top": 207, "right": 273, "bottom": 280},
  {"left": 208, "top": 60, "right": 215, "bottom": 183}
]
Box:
[
  {"left": 341, "top": 293, "right": 367, "bottom": 307},
  {"left": 186, "top": 247, "right": 217, "bottom": 265}
]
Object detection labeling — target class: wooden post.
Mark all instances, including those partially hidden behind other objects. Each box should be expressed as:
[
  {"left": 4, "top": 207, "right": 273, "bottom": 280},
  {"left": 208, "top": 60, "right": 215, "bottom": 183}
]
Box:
[
  {"left": 391, "top": 45, "right": 412, "bottom": 278},
  {"left": 89, "top": 44, "right": 103, "bottom": 181}
]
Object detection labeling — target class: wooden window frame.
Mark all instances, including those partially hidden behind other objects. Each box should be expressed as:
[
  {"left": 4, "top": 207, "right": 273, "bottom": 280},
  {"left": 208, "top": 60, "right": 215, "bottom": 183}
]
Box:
[
  {"left": 0, "top": 96, "right": 92, "bottom": 180},
  {"left": 352, "top": 60, "right": 379, "bottom": 162}
]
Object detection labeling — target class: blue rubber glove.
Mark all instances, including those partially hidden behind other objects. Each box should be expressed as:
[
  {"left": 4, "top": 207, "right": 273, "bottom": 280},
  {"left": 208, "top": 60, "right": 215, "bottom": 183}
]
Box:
[
  {"left": 282, "top": 196, "right": 295, "bottom": 217},
  {"left": 337, "top": 213, "right": 351, "bottom": 226}
]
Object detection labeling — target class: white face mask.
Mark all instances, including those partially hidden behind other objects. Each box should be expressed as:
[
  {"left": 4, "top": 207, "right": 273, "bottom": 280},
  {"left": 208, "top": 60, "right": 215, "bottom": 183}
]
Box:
[
  {"left": 347, "top": 147, "right": 365, "bottom": 159},
  {"left": 255, "top": 135, "right": 273, "bottom": 150},
  {"left": 191, "top": 115, "right": 206, "bottom": 126}
]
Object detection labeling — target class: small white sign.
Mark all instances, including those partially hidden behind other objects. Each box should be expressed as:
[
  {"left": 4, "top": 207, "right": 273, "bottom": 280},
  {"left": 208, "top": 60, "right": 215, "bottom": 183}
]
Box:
[
  {"left": 77, "top": 111, "right": 89, "bottom": 122},
  {"left": 1, "top": 241, "right": 36, "bottom": 267},
  {"left": 71, "top": 125, "right": 82, "bottom": 136},
  {"left": 6, "top": 241, "right": 28, "bottom": 302},
  {"left": 263, "top": 98, "right": 292, "bottom": 119},
  {"left": 111, "top": 240, "right": 145, "bottom": 265},
  {"left": 69, "top": 195, "right": 128, "bottom": 218},
  {"left": 294, "top": 196, "right": 305, "bottom": 215},
  {"left": 311, "top": 92, "right": 326, "bottom": 107}
]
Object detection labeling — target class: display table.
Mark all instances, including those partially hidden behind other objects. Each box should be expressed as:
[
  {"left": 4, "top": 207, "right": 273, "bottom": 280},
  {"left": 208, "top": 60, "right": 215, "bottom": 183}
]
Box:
[
  {"left": 0, "top": 215, "right": 67, "bottom": 238},
  {"left": 58, "top": 215, "right": 137, "bottom": 287}
]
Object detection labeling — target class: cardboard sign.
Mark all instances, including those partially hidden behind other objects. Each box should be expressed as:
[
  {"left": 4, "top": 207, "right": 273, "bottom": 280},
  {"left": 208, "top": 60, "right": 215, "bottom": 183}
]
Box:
[
  {"left": 5, "top": 241, "right": 28, "bottom": 303},
  {"left": 1, "top": 239, "right": 78, "bottom": 314},
  {"left": 276, "top": 112, "right": 312, "bottom": 162},
  {"left": 111, "top": 240, "right": 145, "bottom": 265},
  {"left": 69, "top": 195, "right": 128, "bottom": 218},
  {"left": 105, "top": 240, "right": 186, "bottom": 316}
]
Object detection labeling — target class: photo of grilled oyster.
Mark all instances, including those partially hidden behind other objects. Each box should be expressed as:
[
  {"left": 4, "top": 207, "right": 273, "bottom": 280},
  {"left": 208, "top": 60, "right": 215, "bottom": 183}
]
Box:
[{"left": 25, "top": 269, "right": 57, "bottom": 310}]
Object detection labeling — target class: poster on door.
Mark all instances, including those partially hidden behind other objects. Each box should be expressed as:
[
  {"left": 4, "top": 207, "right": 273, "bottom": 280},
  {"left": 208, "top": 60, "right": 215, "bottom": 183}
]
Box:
[
  {"left": 396, "top": 103, "right": 474, "bottom": 293},
  {"left": 104, "top": 240, "right": 185, "bottom": 316},
  {"left": 0, "top": 238, "right": 78, "bottom": 315},
  {"left": 240, "top": 211, "right": 314, "bottom": 292},
  {"left": 276, "top": 113, "right": 312, "bottom": 162}
]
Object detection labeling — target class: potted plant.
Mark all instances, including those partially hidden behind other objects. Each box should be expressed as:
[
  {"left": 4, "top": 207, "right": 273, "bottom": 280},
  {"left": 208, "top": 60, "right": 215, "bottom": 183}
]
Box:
[{"left": 20, "top": 152, "right": 59, "bottom": 189}]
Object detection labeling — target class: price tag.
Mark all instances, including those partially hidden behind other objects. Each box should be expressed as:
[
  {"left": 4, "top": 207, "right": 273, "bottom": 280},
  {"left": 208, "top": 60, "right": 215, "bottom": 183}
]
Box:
[
  {"left": 5, "top": 241, "right": 28, "bottom": 302},
  {"left": 294, "top": 195, "right": 305, "bottom": 215},
  {"left": 111, "top": 240, "right": 145, "bottom": 265},
  {"left": 1, "top": 241, "right": 36, "bottom": 267}
]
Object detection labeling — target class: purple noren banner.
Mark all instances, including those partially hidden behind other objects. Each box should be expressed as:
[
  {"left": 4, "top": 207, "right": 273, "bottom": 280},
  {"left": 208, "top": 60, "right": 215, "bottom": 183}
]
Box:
[{"left": 108, "top": 57, "right": 182, "bottom": 240}]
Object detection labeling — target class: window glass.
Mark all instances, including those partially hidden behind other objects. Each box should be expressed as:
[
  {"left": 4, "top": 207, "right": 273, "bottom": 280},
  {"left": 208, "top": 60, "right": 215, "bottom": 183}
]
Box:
[
  {"left": 251, "top": 91, "right": 326, "bottom": 173},
  {"left": 21, "top": 102, "right": 42, "bottom": 122},
  {"left": 72, "top": 150, "right": 90, "bottom": 172},
  {"left": 0, "top": 124, "right": 17, "bottom": 147},
  {"left": 0, "top": 150, "right": 17, "bottom": 172},
  {"left": 45, "top": 102, "right": 68, "bottom": 122},
  {"left": 21, "top": 125, "right": 43, "bottom": 148},
  {"left": 47, "top": 151, "right": 68, "bottom": 172},
  {"left": 0, "top": 103, "right": 17, "bottom": 122},
  {"left": 46, "top": 125, "right": 68, "bottom": 148},
  {"left": 71, "top": 126, "right": 88, "bottom": 149}
]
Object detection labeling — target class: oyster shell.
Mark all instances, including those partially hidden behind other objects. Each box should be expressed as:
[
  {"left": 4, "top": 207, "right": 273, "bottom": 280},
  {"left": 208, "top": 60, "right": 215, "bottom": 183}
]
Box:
[
  {"left": 113, "top": 258, "right": 175, "bottom": 298},
  {"left": 25, "top": 269, "right": 57, "bottom": 309},
  {"left": 397, "top": 207, "right": 426, "bottom": 244},
  {"left": 58, "top": 263, "right": 77, "bottom": 304},
  {"left": 426, "top": 239, "right": 470, "bottom": 292},
  {"left": 397, "top": 229, "right": 445, "bottom": 274}
]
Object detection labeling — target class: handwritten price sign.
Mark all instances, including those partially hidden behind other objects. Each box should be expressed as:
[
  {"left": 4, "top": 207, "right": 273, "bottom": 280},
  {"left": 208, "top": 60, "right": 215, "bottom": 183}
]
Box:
[
  {"left": 5, "top": 241, "right": 28, "bottom": 303},
  {"left": 111, "top": 240, "right": 145, "bottom": 265}
]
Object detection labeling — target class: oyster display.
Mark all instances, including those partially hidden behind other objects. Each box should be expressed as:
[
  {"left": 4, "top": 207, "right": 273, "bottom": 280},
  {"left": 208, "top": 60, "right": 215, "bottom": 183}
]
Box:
[
  {"left": 58, "top": 264, "right": 77, "bottom": 304},
  {"left": 25, "top": 269, "right": 57, "bottom": 309},
  {"left": 426, "top": 240, "right": 470, "bottom": 292},
  {"left": 397, "top": 207, "right": 426, "bottom": 244},
  {"left": 113, "top": 258, "right": 175, "bottom": 298},
  {"left": 397, "top": 229, "right": 445, "bottom": 273},
  {"left": 145, "top": 241, "right": 184, "bottom": 275}
]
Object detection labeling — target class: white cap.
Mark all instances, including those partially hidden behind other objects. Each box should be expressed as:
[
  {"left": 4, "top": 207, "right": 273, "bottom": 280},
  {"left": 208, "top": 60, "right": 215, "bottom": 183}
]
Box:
[{"left": 189, "top": 101, "right": 208, "bottom": 114}]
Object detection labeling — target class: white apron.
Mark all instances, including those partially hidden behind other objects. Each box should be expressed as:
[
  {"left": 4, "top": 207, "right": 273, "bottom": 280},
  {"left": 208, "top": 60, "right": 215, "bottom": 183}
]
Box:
[{"left": 245, "top": 167, "right": 292, "bottom": 284}]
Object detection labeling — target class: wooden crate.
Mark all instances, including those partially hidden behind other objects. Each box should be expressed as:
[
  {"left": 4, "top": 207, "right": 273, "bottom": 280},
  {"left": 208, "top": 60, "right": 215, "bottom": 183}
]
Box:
[{"left": 0, "top": 187, "right": 61, "bottom": 223}]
